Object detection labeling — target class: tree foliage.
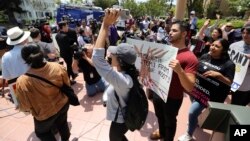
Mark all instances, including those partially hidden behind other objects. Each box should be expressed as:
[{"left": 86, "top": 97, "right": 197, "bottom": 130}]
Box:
[
  {"left": 93, "top": 0, "right": 118, "bottom": 10},
  {"left": 0, "top": 0, "right": 24, "bottom": 24},
  {"left": 186, "top": 0, "right": 203, "bottom": 18},
  {"left": 120, "top": 0, "right": 168, "bottom": 18},
  {"left": 227, "top": 0, "right": 250, "bottom": 13}
]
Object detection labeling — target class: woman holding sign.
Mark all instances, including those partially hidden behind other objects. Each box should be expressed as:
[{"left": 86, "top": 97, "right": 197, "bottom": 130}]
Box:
[{"left": 178, "top": 39, "right": 235, "bottom": 141}]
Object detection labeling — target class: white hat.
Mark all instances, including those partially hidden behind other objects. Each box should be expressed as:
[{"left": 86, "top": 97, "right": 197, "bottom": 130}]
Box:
[
  {"left": 190, "top": 11, "right": 195, "bottom": 15},
  {"left": 6, "top": 26, "right": 30, "bottom": 45}
]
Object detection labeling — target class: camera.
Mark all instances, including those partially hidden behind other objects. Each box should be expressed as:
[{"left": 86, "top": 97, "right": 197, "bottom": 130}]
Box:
[
  {"left": 73, "top": 46, "right": 88, "bottom": 60},
  {"left": 120, "top": 9, "right": 130, "bottom": 20}
]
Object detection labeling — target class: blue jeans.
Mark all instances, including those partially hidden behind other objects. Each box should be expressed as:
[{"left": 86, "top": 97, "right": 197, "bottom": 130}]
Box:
[
  {"left": 86, "top": 78, "right": 108, "bottom": 96},
  {"left": 187, "top": 100, "right": 205, "bottom": 136}
]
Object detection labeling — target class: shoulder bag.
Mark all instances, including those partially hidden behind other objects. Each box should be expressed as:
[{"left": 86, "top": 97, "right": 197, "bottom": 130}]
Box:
[{"left": 25, "top": 73, "right": 80, "bottom": 106}]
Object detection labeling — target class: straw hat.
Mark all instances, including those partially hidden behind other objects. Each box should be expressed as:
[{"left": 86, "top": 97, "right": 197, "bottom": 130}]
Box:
[{"left": 6, "top": 26, "right": 30, "bottom": 45}]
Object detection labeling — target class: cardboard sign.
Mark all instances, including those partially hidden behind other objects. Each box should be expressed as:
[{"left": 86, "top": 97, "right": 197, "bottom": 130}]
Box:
[
  {"left": 127, "top": 38, "right": 178, "bottom": 102},
  {"left": 228, "top": 46, "right": 250, "bottom": 92}
]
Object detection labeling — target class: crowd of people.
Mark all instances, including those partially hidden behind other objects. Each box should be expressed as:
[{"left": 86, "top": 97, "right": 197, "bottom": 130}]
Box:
[{"left": 1, "top": 7, "right": 250, "bottom": 141}]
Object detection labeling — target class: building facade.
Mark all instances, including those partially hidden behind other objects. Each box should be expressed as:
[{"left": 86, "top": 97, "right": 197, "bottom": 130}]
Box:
[{"left": 16, "top": 0, "right": 57, "bottom": 21}]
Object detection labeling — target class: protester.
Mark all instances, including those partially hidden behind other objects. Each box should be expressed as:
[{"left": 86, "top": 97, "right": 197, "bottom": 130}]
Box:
[
  {"left": 179, "top": 39, "right": 235, "bottom": 141},
  {"left": 72, "top": 44, "right": 108, "bottom": 97},
  {"left": 15, "top": 44, "right": 71, "bottom": 141},
  {"left": 196, "top": 19, "right": 223, "bottom": 56},
  {"left": 150, "top": 21, "right": 199, "bottom": 141},
  {"left": 222, "top": 22, "right": 242, "bottom": 45},
  {"left": 56, "top": 21, "right": 78, "bottom": 85},
  {"left": 108, "top": 24, "right": 120, "bottom": 46},
  {"left": 156, "top": 20, "right": 166, "bottom": 43},
  {"left": 81, "top": 20, "right": 92, "bottom": 38},
  {"left": 30, "top": 27, "right": 59, "bottom": 62},
  {"left": 1, "top": 26, "right": 30, "bottom": 106},
  {"left": 92, "top": 8, "right": 138, "bottom": 141},
  {"left": 77, "top": 28, "right": 87, "bottom": 47},
  {"left": 230, "top": 23, "right": 250, "bottom": 106},
  {"left": 189, "top": 11, "right": 198, "bottom": 36}
]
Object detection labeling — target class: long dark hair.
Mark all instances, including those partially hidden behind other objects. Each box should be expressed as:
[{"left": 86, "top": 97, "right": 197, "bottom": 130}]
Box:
[
  {"left": 213, "top": 28, "right": 223, "bottom": 39},
  {"left": 118, "top": 58, "right": 140, "bottom": 83},
  {"left": 21, "top": 44, "right": 45, "bottom": 68},
  {"left": 215, "top": 38, "right": 230, "bottom": 60}
]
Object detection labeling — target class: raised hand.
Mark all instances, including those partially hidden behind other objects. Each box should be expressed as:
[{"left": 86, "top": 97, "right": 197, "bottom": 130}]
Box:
[{"left": 103, "top": 8, "right": 120, "bottom": 28}]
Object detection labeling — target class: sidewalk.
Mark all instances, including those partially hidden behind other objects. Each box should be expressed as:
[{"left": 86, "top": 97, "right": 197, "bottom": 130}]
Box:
[{"left": 0, "top": 73, "right": 212, "bottom": 141}]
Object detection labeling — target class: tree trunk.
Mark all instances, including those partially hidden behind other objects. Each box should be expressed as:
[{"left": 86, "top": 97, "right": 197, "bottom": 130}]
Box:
[{"left": 7, "top": 10, "right": 17, "bottom": 25}]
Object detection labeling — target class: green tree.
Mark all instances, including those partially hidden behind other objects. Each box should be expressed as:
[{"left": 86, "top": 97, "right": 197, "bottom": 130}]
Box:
[
  {"left": 122, "top": 0, "right": 167, "bottom": 17},
  {"left": 93, "top": 0, "right": 119, "bottom": 10},
  {"left": 228, "top": 0, "right": 250, "bottom": 17},
  {"left": 186, "top": 0, "right": 203, "bottom": 18},
  {"left": 121, "top": 0, "right": 146, "bottom": 17},
  {"left": 69, "top": 0, "right": 84, "bottom": 4},
  {"left": 145, "top": 0, "right": 167, "bottom": 17},
  {"left": 0, "top": 0, "right": 24, "bottom": 24},
  {"left": 54, "top": 0, "right": 61, "bottom": 5}
]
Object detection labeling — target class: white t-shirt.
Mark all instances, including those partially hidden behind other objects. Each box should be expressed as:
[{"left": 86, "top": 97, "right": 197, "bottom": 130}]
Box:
[{"left": 77, "top": 36, "right": 86, "bottom": 47}]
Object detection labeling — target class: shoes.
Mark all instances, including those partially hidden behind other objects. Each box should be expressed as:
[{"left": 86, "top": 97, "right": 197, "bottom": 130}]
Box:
[
  {"left": 7, "top": 94, "right": 14, "bottom": 103},
  {"left": 150, "top": 129, "right": 162, "bottom": 140},
  {"left": 70, "top": 80, "right": 76, "bottom": 85},
  {"left": 178, "top": 133, "right": 193, "bottom": 141}
]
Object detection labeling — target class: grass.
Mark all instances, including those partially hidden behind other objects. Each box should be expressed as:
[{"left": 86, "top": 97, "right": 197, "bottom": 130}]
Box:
[{"left": 197, "top": 19, "right": 245, "bottom": 29}]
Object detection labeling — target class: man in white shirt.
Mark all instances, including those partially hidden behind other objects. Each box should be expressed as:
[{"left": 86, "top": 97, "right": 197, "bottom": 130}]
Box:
[{"left": 2, "top": 26, "right": 30, "bottom": 106}]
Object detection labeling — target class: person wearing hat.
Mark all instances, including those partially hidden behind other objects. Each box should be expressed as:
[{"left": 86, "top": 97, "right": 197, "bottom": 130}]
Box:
[
  {"left": 1, "top": 26, "right": 30, "bottom": 106},
  {"left": 92, "top": 8, "right": 138, "bottom": 141},
  {"left": 229, "top": 23, "right": 250, "bottom": 106},
  {"left": 189, "top": 10, "right": 198, "bottom": 36},
  {"left": 221, "top": 22, "right": 243, "bottom": 45}
]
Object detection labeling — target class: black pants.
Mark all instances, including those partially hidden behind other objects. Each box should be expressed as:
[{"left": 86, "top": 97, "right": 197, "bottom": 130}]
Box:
[
  {"left": 109, "top": 122, "right": 128, "bottom": 141},
  {"left": 153, "top": 93, "right": 183, "bottom": 141},
  {"left": 34, "top": 103, "right": 70, "bottom": 141},
  {"left": 62, "top": 55, "right": 74, "bottom": 79},
  {"left": 231, "top": 90, "right": 250, "bottom": 106}
]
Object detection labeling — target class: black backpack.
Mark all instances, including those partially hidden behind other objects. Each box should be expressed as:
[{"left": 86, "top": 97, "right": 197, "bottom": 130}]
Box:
[{"left": 114, "top": 79, "right": 148, "bottom": 131}]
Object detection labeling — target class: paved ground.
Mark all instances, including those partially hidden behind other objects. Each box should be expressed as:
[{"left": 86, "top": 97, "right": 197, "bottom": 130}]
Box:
[{"left": 0, "top": 72, "right": 214, "bottom": 141}]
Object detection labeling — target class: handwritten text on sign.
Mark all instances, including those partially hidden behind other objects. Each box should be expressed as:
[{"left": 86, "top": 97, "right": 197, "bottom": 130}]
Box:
[{"left": 127, "top": 38, "right": 178, "bottom": 102}]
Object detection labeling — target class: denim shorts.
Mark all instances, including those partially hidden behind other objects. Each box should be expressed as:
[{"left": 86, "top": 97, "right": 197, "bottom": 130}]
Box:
[{"left": 85, "top": 78, "right": 108, "bottom": 96}]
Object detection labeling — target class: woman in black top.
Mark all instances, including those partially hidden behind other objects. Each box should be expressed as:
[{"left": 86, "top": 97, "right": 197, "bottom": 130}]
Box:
[{"left": 178, "top": 39, "right": 235, "bottom": 141}]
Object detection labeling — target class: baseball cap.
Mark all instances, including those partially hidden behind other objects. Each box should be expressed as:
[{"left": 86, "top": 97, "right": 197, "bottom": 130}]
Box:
[
  {"left": 241, "top": 21, "right": 250, "bottom": 32},
  {"left": 190, "top": 11, "right": 195, "bottom": 15},
  {"left": 108, "top": 43, "right": 137, "bottom": 65}
]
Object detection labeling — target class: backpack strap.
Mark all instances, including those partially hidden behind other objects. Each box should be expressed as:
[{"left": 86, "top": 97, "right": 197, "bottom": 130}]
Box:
[
  {"left": 25, "top": 73, "right": 60, "bottom": 89},
  {"left": 114, "top": 91, "right": 122, "bottom": 122}
]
